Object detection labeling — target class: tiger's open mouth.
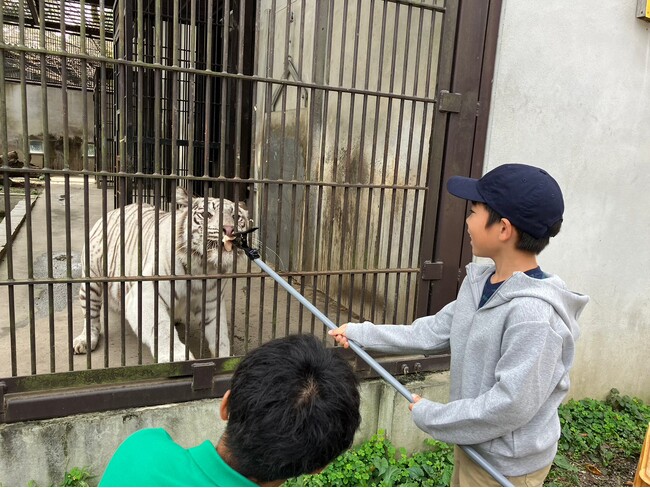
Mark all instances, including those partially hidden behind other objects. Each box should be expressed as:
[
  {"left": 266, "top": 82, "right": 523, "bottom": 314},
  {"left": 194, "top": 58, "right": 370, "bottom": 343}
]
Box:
[
  {"left": 222, "top": 234, "right": 235, "bottom": 252},
  {"left": 206, "top": 238, "right": 234, "bottom": 253}
]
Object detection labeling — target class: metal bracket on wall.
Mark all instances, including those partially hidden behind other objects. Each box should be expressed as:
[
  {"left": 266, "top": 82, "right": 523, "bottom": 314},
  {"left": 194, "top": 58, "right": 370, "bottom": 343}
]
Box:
[
  {"left": 271, "top": 56, "right": 309, "bottom": 110},
  {"left": 0, "top": 382, "right": 6, "bottom": 421},
  {"left": 438, "top": 90, "right": 463, "bottom": 113},
  {"left": 421, "top": 261, "right": 444, "bottom": 281},
  {"left": 191, "top": 362, "right": 216, "bottom": 391}
]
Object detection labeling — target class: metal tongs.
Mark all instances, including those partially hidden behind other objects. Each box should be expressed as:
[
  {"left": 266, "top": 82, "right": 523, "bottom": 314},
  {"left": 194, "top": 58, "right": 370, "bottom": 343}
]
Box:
[{"left": 232, "top": 227, "right": 513, "bottom": 487}]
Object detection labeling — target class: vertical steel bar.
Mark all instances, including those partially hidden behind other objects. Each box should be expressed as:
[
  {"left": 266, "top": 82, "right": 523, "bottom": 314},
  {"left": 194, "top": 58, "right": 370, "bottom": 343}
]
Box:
[
  {"left": 153, "top": 0, "right": 163, "bottom": 362},
  {"left": 296, "top": 0, "right": 308, "bottom": 336},
  {"left": 286, "top": 0, "right": 307, "bottom": 337},
  {"left": 248, "top": 0, "right": 263, "bottom": 351},
  {"left": 230, "top": 0, "right": 247, "bottom": 353},
  {"left": 39, "top": 0, "right": 54, "bottom": 376},
  {"left": 310, "top": 0, "right": 335, "bottom": 336},
  {"left": 260, "top": 2, "right": 276, "bottom": 339},
  {"left": 357, "top": 0, "right": 376, "bottom": 323},
  {"left": 321, "top": 0, "right": 346, "bottom": 338},
  {"left": 60, "top": 0, "right": 73, "bottom": 374},
  {"left": 184, "top": 0, "right": 197, "bottom": 358},
  {"left": 169, "top": 0, "right": 180, "bottom": 361},
  {"left": 385, "top": 3, "right": 411, "bottom": 324},
  {"left": 300, "top": 0, "right": 327, "bottom": 334},
  {"left": 0, "top": 0, "right": 18, "bottom": 376},
  {"left": 376, "top": 1, "right": 400, "bottom": 324},
  {"left": 277, "top": 0, "right": 292, "bottom": 338},
  {"left": 215, "top": 0, "right": 231, "bottom": 355},
  {"left": 412, "top": 8, "right": 438, "bottom": 320},
  {"left": 119, "top": 0, "right": 129, "bottom": 366},
  {"left": 199, "top": 0, "right": 216, "bottom": 359},
  {"left": 398, "top": 5, "right": 426, "bottom": 324},
  {"left": 99, "top": 0, "right": 108, "bottom": 370},
  {"left": 340, "top": 0, "right": 363, "bottom": 327},
  {"left": 79, "top": 0, "right": 90, "bottom": 371},
  {"left": 136, "top": 0, "right": 145, "bottom": 365},
  {"left": 19, "top": 0, "right": 37, "bottom": 375},
  {"left": 367, "top": 0, "right": 388, "bottom": 323},
  {"left": 328, "top": 0, "right": 350, "bottom": 332}
]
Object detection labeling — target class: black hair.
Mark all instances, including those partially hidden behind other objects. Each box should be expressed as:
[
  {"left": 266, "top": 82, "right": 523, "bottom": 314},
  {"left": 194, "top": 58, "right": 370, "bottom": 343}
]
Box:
[
  {"left": 473, "top": 201, "right": 562, "bottom": 255},
  {"left": 223, "top": 334, "right": 361, "bottom": 483}
]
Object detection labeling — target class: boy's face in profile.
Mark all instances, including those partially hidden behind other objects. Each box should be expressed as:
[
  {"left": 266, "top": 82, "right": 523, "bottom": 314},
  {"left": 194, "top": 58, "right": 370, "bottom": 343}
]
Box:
[{"left": 466, "top": 202, "right": 501, "bottom": 258}]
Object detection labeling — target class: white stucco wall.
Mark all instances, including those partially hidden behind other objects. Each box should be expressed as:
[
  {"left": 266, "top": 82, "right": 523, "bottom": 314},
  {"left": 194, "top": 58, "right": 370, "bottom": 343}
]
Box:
[{"left": 484, "top": 1, "right": 650, "bottom": 401}]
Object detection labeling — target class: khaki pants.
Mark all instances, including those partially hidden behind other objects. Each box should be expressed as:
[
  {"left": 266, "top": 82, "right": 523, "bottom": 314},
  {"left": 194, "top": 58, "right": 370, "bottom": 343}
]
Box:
[{"left": 451, "top": 446, "right": 552, "bottom": 487}]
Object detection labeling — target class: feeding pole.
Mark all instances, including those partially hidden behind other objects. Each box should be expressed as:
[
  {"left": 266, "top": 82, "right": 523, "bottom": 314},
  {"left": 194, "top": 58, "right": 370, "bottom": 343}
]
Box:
[{"left": 231, "top": 229, "right": 513, "bottom": 487}]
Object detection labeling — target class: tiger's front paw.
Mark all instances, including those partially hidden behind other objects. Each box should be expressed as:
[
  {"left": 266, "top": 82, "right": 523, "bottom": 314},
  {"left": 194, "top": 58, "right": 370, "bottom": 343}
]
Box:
[{"left": 73, "top": 333, "right": 99, "bottom": 354}]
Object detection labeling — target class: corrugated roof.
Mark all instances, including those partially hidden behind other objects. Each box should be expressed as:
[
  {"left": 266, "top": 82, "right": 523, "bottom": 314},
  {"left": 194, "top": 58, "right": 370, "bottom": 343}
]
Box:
[{"left": 2, "top": 0, "right": 114, "bottom": 38}]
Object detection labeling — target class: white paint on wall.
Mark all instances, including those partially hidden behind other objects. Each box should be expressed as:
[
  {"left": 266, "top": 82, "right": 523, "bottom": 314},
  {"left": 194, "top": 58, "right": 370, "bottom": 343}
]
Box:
[{"left": 484, "top": 0, "right": 650, "bottom": 401}]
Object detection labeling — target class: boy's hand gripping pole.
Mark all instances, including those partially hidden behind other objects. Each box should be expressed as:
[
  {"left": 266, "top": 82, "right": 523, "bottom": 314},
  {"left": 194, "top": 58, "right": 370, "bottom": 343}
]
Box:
[{"left": 232, "top": 229, "right": 514, "bottom": 487}]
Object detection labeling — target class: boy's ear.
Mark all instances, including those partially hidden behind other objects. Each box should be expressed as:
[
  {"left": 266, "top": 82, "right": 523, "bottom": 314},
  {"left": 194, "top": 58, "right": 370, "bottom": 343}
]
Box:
[
  {"left": 220, "top": 389, "right": 231, "bottom": 421},
  {"left": 499, "top": 218, "right": 515, "bottom": 242}
]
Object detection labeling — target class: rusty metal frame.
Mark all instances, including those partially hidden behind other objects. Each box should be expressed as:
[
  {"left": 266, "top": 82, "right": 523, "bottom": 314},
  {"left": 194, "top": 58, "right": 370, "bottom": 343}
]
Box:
[
  {"left": 0, "top": 353, "right": 450, "bottom": 423},
  {"left": 416, "top": 0, "right": 504, "bottom": 316}
]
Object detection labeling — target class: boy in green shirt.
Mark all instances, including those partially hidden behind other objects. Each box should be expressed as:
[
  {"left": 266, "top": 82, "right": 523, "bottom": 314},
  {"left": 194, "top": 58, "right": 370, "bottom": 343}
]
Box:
[{"left": 100, "top": 334, "right": 361, "bottom": 486}]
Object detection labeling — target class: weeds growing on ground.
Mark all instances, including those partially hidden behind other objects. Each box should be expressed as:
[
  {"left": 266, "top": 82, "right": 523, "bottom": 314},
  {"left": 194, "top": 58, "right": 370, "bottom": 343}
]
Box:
[
  {"left": 61, "top": 466, "right": 95, "bottom": 487},
  {"left": 285, "top": 389, "right": 650, "bottom": 487},
  {"left": 284, "top": 430, "right": 453, "bottom": 487}
]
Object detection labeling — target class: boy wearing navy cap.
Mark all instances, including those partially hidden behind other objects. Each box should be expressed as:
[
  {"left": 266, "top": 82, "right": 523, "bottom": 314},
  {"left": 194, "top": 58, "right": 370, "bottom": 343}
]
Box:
[{"left": 330, "top": 164, "right": 589, "bottom": 486}]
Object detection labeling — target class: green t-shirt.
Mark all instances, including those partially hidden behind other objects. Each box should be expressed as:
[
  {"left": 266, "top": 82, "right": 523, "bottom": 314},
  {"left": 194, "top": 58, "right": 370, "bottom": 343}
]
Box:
[{"left": 99, "top": 428, "right": 258, "bottom": 487}]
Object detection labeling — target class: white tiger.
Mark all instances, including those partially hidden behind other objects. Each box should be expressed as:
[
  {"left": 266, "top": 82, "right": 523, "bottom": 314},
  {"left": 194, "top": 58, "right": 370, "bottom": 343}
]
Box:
[{"left": 73, "top": 187, "right": 249, "bottom": 362}]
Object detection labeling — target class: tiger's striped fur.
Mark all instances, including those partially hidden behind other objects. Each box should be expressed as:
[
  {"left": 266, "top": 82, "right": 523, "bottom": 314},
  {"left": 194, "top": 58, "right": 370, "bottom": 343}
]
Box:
[{"left": 73, "top": 187, "right": 249, "bottom": 362}]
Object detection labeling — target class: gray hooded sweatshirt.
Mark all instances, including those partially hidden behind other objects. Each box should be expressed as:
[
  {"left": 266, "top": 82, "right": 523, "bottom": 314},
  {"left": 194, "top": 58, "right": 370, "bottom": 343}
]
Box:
[{"left": 345, "top": 263, "right": 589, "bottom": 477}]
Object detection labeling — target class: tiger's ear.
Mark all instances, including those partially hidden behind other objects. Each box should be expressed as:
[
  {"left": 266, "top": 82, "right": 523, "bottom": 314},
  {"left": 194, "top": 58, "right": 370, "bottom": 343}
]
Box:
[
  {"left": 238, "top": 201, "right": 247, "bottom": 211},
  {"left": 176, "top": 186, "right": 189, "bottom": 207}
]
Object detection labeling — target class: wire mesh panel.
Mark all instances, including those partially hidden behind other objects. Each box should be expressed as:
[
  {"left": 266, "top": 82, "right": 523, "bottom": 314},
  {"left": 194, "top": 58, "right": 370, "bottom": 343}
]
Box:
[{"left": 0, "top": 0, "right": 449, "bottom": 381}]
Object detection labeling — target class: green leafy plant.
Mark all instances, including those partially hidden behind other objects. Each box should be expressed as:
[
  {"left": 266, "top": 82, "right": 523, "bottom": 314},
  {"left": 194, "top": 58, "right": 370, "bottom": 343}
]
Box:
[
  {"left": 284, "top": 430, "right": 453, "bottom": 487},
  {"left": 546, "top": 389, "right": 650, "bottom": 486},
  {"left": 61, "top": 467, "right": 95, "bottom": 487},
  {"left": 556, "top": 389, "right": 650, "bottom": 464}
]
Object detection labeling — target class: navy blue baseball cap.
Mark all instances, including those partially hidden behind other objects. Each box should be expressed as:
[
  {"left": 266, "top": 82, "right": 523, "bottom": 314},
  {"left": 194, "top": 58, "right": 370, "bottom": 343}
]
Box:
[{"left": 446, "top": 163, "right": 564, "bottom": 239}]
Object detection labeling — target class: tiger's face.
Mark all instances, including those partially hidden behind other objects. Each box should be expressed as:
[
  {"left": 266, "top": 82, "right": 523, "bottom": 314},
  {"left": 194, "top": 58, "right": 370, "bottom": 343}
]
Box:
[{"left": 176, "top": 187, "right": 249, "bottom": 271}]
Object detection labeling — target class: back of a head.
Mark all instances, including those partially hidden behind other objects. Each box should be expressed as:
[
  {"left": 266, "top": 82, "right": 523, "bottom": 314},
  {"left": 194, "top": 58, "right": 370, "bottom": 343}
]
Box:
[{"left": 224, "top": 334, "right": 361, "bottom": 483}]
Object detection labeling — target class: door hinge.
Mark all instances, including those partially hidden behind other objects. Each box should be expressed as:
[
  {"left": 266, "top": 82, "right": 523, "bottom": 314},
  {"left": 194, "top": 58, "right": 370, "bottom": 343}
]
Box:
[
  {"left": 438, "top": 90, "right": 462, "bottom": 113},
  {"left": 421, "top": 261, "right": 444, "bottom": 281}
]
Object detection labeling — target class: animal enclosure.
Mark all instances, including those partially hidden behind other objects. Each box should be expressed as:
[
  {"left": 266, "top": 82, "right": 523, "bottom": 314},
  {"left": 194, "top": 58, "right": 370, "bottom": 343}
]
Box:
[{"left": 0, "top": 0, "right": 505, "bottom": 422}]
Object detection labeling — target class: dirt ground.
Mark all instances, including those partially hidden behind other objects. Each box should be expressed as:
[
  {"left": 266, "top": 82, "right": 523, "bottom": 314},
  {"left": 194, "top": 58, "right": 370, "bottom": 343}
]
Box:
[{"left": 546, "top": 455, "right": 638, "bottom": 486}]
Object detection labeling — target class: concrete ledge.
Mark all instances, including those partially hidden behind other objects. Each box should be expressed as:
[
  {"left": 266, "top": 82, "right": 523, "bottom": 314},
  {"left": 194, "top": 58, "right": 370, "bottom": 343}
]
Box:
[
  {"left": 0, "top": 371, "right": 450, "bottom": 486},
  {"left": 0, "top": 193, "right": 39, "bottom": 262}
]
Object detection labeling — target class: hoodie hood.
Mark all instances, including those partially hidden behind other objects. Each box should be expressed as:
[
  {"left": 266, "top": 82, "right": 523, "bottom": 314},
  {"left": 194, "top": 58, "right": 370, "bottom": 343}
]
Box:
[{"left": 466, "top": 262, "right": 588, "bottom": 339}]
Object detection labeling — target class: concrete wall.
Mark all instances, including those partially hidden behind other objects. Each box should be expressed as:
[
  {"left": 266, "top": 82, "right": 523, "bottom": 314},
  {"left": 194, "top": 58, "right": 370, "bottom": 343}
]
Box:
[
  {"left": 484, "top": 1, "right": 650, "bottom": 401},
  {"left": 3, "top": 83, "right": 95, "bottom": 170},
  {"left": 0, "top": 372, "right": 450, "bottom": 487}
]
